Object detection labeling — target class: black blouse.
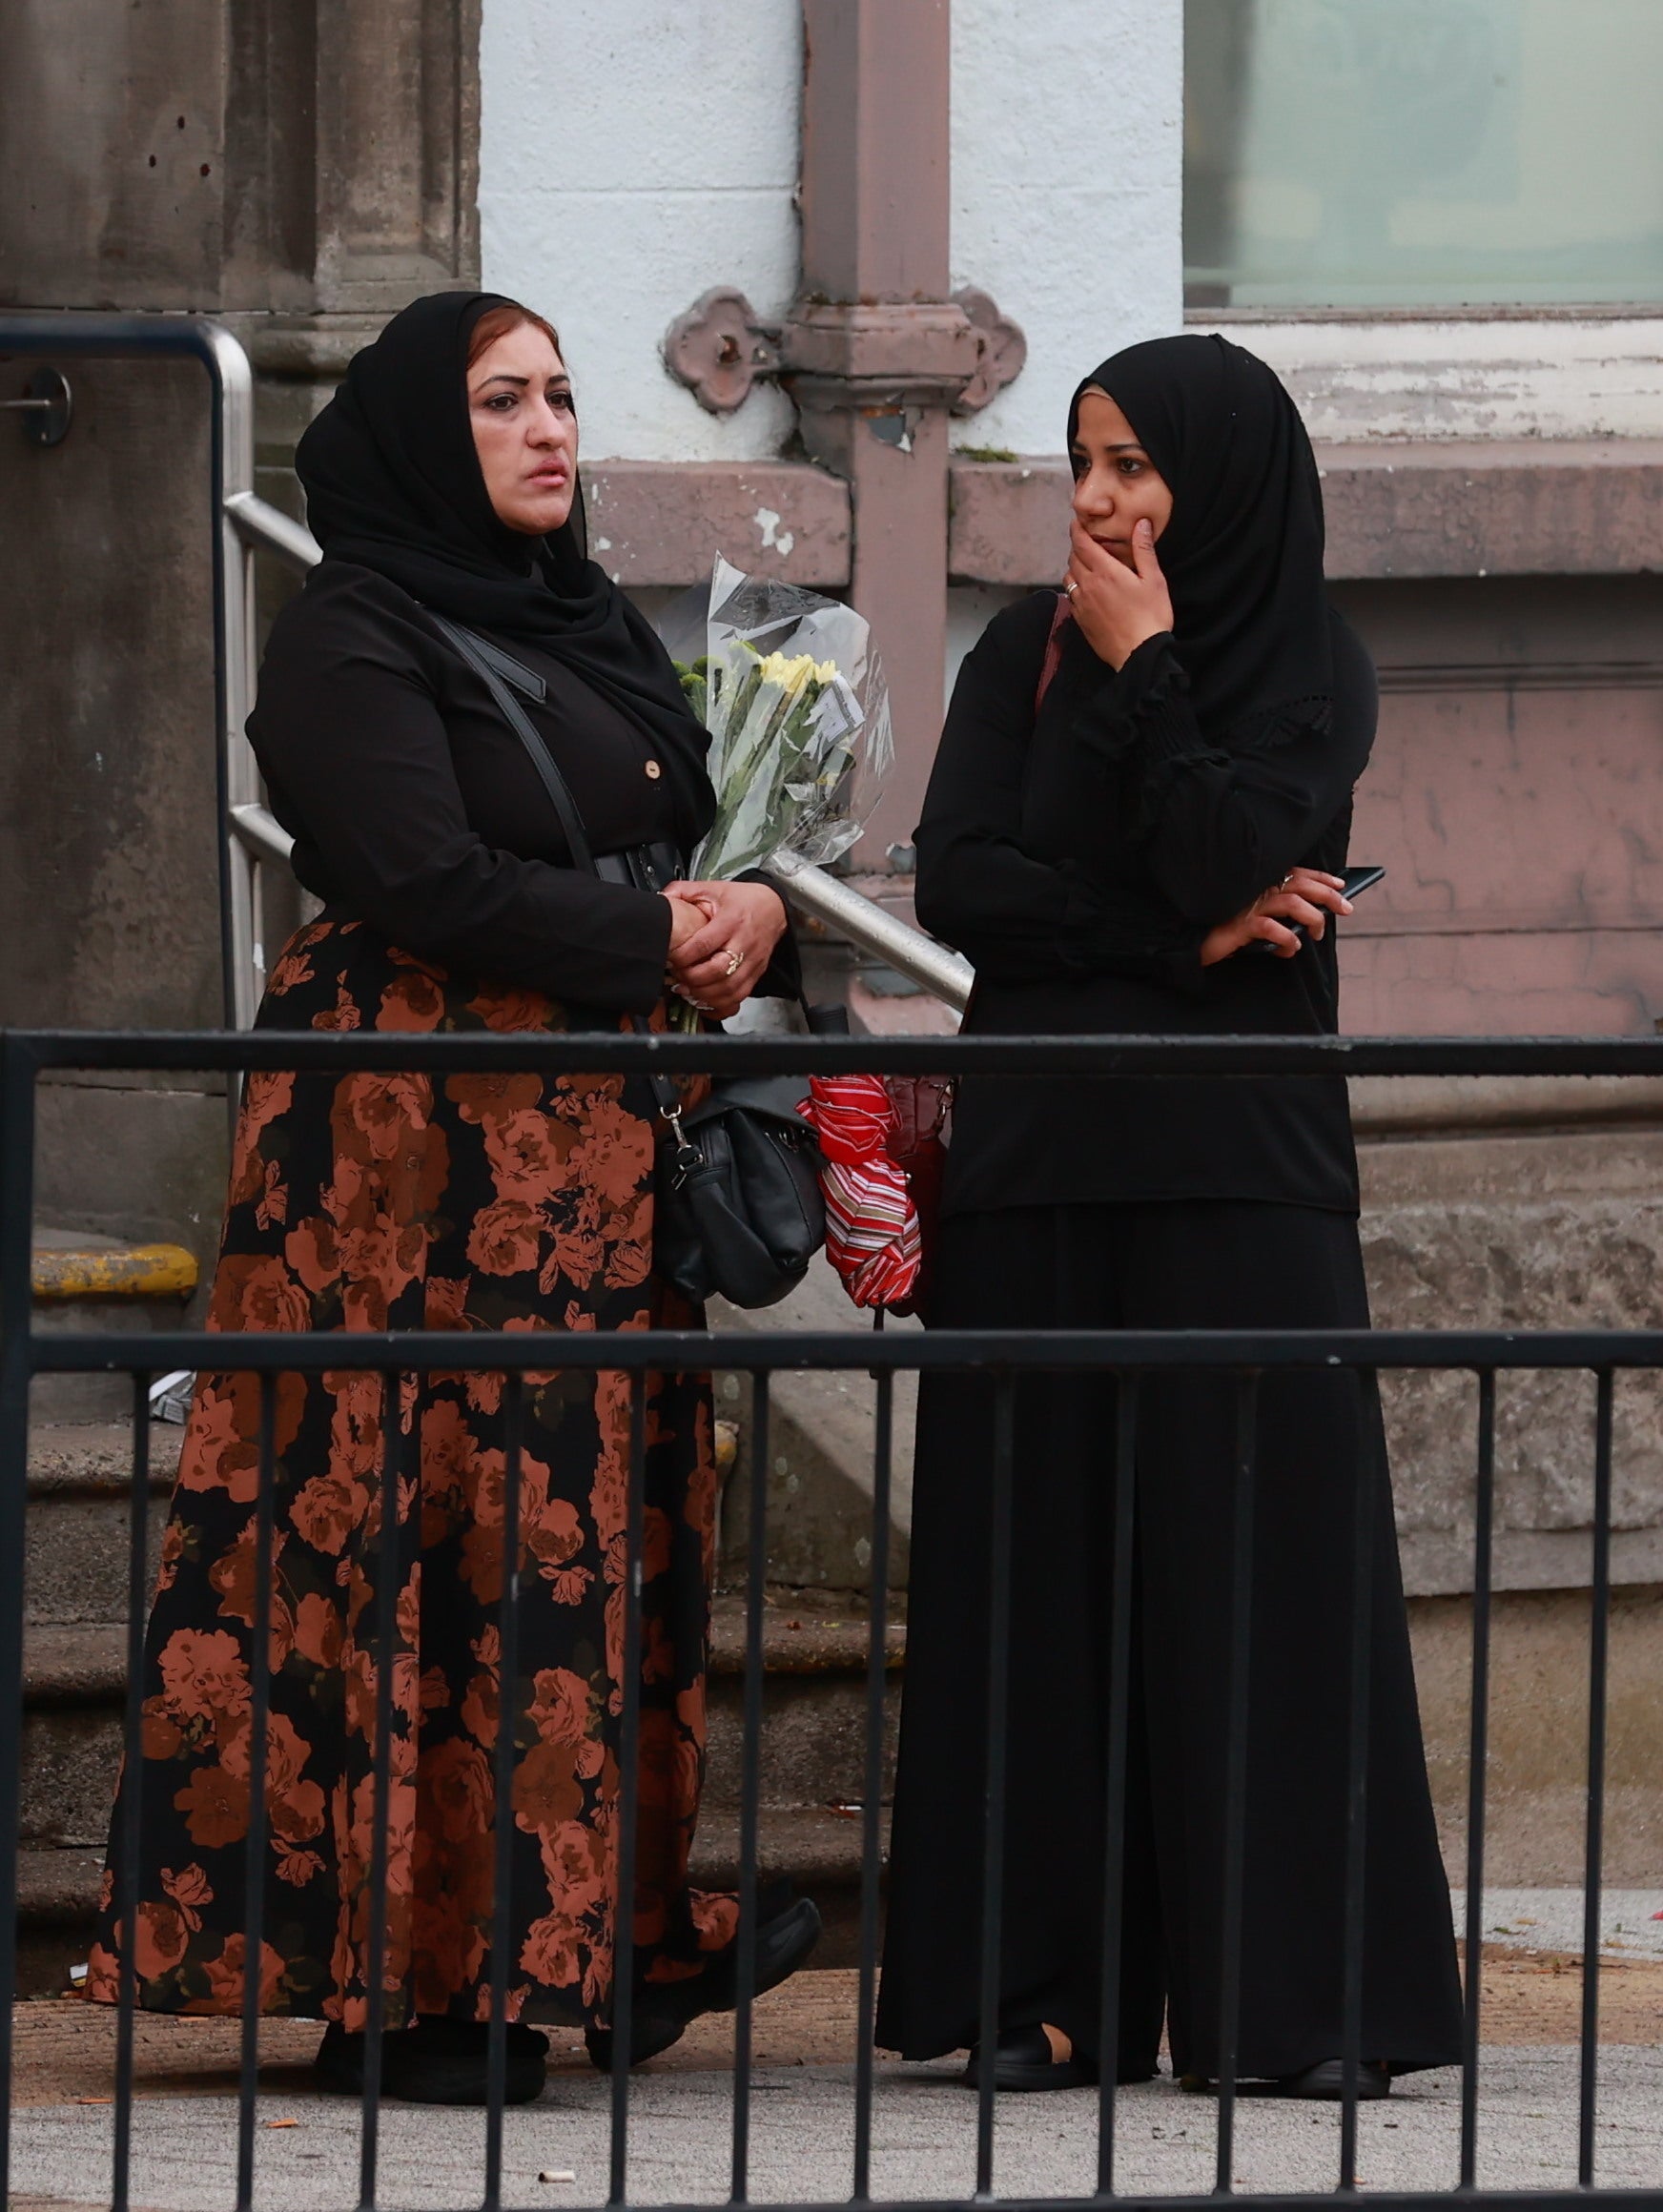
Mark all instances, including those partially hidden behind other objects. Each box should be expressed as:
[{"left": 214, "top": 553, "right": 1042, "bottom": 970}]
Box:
[
  {"left": 914, "top": 592, "right": 1378, "bottom": 1215},
  {"left": 249, "top": 562, "right": 694, "bottom": 1015}
]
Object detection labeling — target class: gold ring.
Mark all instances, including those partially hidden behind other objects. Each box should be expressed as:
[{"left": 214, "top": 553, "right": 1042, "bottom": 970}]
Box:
[{"left": 723, "top": 949, "right": 741, "bottom": 978}]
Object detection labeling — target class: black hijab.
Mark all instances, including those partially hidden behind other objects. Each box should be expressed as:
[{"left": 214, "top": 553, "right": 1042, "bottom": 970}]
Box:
[
  {"left": 296, "top": 289, "right": 712, "bottom": 840},
  {"left": 1068, "top": 333, "right": 1332, "bottom": 748}
]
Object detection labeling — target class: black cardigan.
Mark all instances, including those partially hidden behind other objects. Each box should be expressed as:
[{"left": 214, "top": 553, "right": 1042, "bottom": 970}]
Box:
[
  {"left": 915, "top": 593, "right": 1379, "bottom": 1214},
  {"left": 249, "top": 563, "right": 695, "bottom": 1015}
]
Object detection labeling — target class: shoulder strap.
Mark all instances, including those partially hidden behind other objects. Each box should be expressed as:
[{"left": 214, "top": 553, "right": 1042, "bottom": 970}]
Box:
[
  {"left": 427, "top": 613, "right": 596, "bottom": 875},
  {"left": 425, "top": 612, "right": 696, "bottom": 1128},
  {"left": 1034, "top": 591, "right": 1074, "bottom": 716}
]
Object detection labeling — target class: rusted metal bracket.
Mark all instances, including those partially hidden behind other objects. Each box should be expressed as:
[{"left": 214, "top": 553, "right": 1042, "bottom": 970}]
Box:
[
  {"left": 663, "top": 288, "right": 784, "bottom": 416},
  {"left": 664, "top": 285, "right": 1025, "bottom": 417},
  {"left": 950, "top": 286, "right": 1027, "bottom": 416},
  {"left": 3, "top": 365, "right": 72, "bottom": 446}
]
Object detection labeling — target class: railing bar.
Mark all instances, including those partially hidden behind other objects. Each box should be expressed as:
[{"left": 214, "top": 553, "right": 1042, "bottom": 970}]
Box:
[
  {"left": 1578, "top": 1367, "right": 1615, "bottom": 2187},
  {"left": 20, "top": 1023, "right": 1663, "bottom": 1079},
  {"left": 1094, "top": 1372, "right": 1139, "bottom": 2202},
  {"left": 235, "top": 1372, "right": 277, "bottom": 2210},
  {"left": 608, "top": 1373, "right": 649, "bottom": 2207},
  {"left": 730, "top": 1371, "right": 770, "bottom": 2204},
  {"left": 36, "top": 1322, "right": 1663, "bottom": 1377},
  {"left": 1460, "top": 1370, "right": 1496, "bottom": 2190},
  {"left": 1337, "top": 1376, "right": 1378, "bottom": 2193},
  {"left": 112, "top": 1370, "right": 153, "bottom": 2212},
  {"left": 358, "top": 1368, "right": 406, "bottom": 2212},
  {"left": 852, "top": 1348, "right": 894, "bottom": 2206},
  {"left": 974, "top": 1375, "right": 1017, "bottom": 2202},
  {"left": 483, "top": 1374, "right": 523, "bottom": 2212},
  {"left": 0, "top": 1035, "right": 41, "bottom": 2212},
  {"left": 1214, "top": 1371, "right": 1259, "bottom": 2197}
]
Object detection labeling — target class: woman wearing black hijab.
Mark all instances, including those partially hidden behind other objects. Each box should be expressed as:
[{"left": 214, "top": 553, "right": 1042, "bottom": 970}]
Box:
[
  {"left": 85, "top": 292, "right": 818, "bottom": 2104},
  {"left": 876, "top": 336, "right": 1462, "bottom": 2098}
]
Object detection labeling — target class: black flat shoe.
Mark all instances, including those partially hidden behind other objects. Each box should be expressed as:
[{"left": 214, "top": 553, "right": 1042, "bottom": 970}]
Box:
[
  {"left": 962, "top": 2024, "right": 1095, "bottom": 2093},
  {"left": 585, "top": 1891, "right": 824, "bottom": 2071},
  {"left": 1277, "top": 2058, "right": 1391, "bottom": 2101},
  {"left": 1181, "top": 2058, "right": 1391, "bottom": 2101},
  {"left": 314, "top": 2017, "right": 548, "bottom": 2105}
]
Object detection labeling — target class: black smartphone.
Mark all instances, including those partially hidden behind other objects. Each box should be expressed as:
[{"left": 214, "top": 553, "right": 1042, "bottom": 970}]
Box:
[
  {"left": 1342, "top": 864, "right": 1386, "bottom": 900},
  {"left": 1251, "top": 864, "right": 1384, "bottom": 953}
]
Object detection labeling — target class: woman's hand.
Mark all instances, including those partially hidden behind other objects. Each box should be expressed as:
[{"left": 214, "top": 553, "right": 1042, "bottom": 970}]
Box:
[
  {"left": 664, "top": 891, "right": 712, "bottom": 960},
  {"left": 664, "top": 879, "right": 788, "bottom": 1020},
  {"left": 1200, "top": 868, "right": 1352, "bottom": 967},
  {"left": 1064, "top": 515, "right": 1175, "bottom": 670}
]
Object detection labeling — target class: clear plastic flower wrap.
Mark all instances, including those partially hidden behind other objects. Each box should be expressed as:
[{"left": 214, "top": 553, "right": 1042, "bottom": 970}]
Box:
[{"left": 663, "top": 556, "right": 894, "bottom": 882}]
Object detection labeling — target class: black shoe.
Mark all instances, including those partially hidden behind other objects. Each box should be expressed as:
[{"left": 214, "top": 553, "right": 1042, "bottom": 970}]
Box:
[
  {"left": 314, "top": 2017, "right": 548, "bottom": 2105},
  {"left": 962, "top": 2024, "right": 1095, "bottom": 2093},
  {"left": 1277, "top": 2058, "right": 1391, "bottom": 2101},
  {"left": 585, "top": 1891, "right": 824, "bottom": 2071}
]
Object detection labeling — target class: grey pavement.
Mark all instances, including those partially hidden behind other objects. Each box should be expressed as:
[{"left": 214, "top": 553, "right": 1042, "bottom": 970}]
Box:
[
  {"left": 1452, "top": 1889, "right": 1663, "bottom": 1963},
  {"left": 10, "top": 2048, "right": 1663, "bottom": 2208}
]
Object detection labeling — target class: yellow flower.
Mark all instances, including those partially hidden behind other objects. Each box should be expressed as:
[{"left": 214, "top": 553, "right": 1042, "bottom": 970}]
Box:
[{"left": 754, "top": 649, "right": 831, "bottom": 698}]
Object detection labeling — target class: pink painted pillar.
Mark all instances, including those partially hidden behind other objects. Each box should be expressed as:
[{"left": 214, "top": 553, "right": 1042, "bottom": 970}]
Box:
[{"left": 783, "top": 0, "right": 977, "bottom": 862}]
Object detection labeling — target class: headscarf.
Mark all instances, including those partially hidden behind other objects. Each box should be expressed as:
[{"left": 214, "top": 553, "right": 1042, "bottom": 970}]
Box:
[
  {"left": 296, "top": 289, "right": 712, "bottom": 840},
  {"left": 1068, "top": 333, "right": 1332, "bottom": 748}
]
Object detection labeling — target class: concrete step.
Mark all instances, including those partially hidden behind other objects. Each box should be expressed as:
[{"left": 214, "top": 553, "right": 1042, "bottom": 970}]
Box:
[
  {"left": 711, "top": 1264, "right": 919, "bottom": 1597},
  {"left": 13, "top": 1596, "right": 904, "bottom": 1992},
  {"left": 15, "top": 1846, "right": 111, "bottom": 1997},
  {"left": 704, "top": 1595, "right": 902, "bottom": 1812},
  {"left": 31, "top": 1230, "right": 199, "bottom": 1423},
  {"left": 25, "top": 1421, "right": 180, "bottom": 1627},
  {"left": 14, "top": 1602, "right": 902, "bottom": 1845},
  {"left": 21, "top": 1623, "right": 129, "bottom": 1854}
]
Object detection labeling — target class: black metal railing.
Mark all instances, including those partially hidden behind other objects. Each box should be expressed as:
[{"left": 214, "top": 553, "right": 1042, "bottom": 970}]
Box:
[{"left": 4, "top": 1026, "right": 1662, "bottom": 2212}]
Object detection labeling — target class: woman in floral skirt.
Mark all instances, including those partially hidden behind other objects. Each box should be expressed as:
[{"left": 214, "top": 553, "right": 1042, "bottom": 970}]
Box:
[{"left": 85, "top": 291, "right": 820, "bottom": 2104}]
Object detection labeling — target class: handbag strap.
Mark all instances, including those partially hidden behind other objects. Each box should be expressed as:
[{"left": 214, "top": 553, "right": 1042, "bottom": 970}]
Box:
[
  {"left": 1035, "top": 590, "right": 1074, "bottom": 715},
  {"left": 428, "top": 614, "right": 598, "bottom": 875},
  {"left": 426, "top": 614, "right": 700, "bottom": 1164}
]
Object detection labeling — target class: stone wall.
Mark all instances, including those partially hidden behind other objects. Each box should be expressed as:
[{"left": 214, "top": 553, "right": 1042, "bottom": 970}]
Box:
[{"left": 0, "top": 0, "right": 479, "bottom": 1250}]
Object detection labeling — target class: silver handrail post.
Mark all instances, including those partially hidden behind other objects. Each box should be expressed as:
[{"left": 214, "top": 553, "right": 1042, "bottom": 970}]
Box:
[
  {"left": 206, "top": 328, "right": 263, "bottom": 1029},
  {"left": 764, "top": 850, "right": 973, "bottom": 1013},
  {"left": 0, "top": 313, "right": 262, "bottom": 1031}
]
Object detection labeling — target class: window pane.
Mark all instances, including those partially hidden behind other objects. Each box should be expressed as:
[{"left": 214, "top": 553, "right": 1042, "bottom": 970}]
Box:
[{"left": 1185, "top": 0, "right": 1663, "bottom": 309}]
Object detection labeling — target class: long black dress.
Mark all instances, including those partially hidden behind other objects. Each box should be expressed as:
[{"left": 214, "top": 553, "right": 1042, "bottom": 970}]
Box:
[{"left": 874, "top": 592, "right": 1464, "bottom": 2081}]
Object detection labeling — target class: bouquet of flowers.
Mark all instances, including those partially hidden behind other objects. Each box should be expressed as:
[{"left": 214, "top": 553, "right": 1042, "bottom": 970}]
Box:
[{"left": 665, "top": 556, "right": 893, "bottom": 884}]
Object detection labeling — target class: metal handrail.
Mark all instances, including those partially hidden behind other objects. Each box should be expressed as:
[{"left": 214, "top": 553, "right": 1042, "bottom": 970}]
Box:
[{"left": 0, "top": 313, "right": 262, "bottom": 1028}]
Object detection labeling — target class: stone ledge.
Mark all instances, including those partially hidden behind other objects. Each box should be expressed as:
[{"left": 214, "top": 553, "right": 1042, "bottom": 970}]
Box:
[
  {"left": 1401, "top": 1528, "right": 1663, "bottom": 1599},
  {"left": 708, "top": 1597, "right": 903, "bottom": 1677},
  {"left": 947, "top": 442, "right": 1663, "bottom": 585},
  {"left": 583, "top": 461, "right": 851, "bottom": 588},
  {"left": 27, "top": 1422, "right": 182, "bottom": 1496},
  {"left": 1350, "top": 1075, "right": 1663, "bottom": 1136}
]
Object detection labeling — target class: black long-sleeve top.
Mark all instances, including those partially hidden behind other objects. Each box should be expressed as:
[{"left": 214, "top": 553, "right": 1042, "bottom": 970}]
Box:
[
  {"left": 915, "top": 592, "right": 1378, "bottom": 1214},
  {"left": 248, "top": 562, "right": 708, "bottom": 1016}
]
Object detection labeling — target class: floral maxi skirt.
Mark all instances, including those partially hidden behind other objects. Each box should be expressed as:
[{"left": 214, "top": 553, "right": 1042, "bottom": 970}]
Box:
[{"left": 86, "top": 917, "right": 734, "bottom": 2029}]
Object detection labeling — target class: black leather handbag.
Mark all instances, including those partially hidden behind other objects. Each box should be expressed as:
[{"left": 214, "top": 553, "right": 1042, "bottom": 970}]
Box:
[{"left": 431, "top": 615, "right": 826, "bottom": 1310}]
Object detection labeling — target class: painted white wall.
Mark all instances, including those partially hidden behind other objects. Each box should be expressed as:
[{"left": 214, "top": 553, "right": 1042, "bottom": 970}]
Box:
[
  {"left": 1199, "top": 317, "right": 1663, "bottom": 443},
  {"left": 949, "top": 0, "right": 1184, "bottom": 458},
  {"left": 479, "top": 0, "right": 802, "bottom": 462}
]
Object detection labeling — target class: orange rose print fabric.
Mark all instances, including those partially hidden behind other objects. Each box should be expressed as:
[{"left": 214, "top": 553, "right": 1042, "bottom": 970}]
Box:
[{"left": 86, "top": 919, "right": 735, "bottom": 2031}]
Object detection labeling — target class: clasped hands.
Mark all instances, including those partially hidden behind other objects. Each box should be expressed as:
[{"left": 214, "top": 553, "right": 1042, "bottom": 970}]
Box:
[{"left": 661, "top": 878, "right": 788, "bottom": 1020}]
